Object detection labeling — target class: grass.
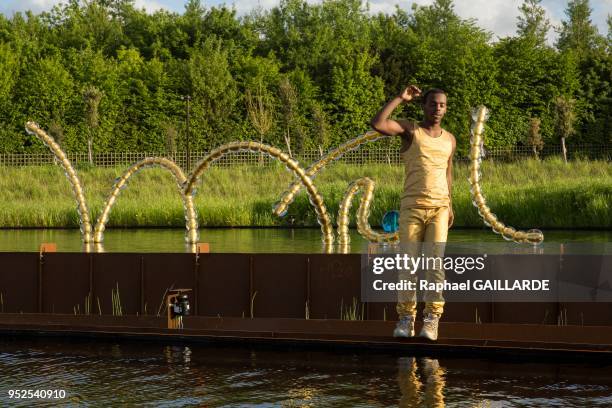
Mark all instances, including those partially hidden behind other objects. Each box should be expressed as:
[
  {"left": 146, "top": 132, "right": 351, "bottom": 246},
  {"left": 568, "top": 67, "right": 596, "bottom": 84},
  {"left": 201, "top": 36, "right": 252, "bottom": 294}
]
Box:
[
  {"left": 0, "top": 158, "right": 609, "bottom": 229},
  {"left": 250, "top": 291, "right": 257, "bottom": 319},
  {"left": 340, "top": 297, "right": 364, "bottom": 320},
  {"left": 85, "top": 292, "right": 91, "bottom": 315},
  {"left": 111, "top": 283, "right": 123, "bottom": 316}
]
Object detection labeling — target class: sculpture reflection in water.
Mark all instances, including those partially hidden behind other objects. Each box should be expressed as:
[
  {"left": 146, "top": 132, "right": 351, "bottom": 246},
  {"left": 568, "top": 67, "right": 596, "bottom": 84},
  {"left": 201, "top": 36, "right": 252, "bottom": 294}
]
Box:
[
  {"left": 25, "top": 105, "right": 543, "bottom": 253},
  {"left": 398, "top": 357, "right": 445, "bottom": 408}
]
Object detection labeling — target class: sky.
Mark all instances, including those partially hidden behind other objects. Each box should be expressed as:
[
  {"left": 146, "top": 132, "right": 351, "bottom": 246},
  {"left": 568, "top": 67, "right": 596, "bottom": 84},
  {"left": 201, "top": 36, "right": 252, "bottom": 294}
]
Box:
[{"left": 0, "top": 0, "right": 610, "bottom": 43}]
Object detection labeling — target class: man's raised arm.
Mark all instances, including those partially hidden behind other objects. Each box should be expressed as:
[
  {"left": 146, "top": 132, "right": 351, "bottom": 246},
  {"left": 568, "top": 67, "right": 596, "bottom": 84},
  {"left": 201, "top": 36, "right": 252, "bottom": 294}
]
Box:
[{"left": 370, "top": 85, "right": 422, "bottom": 136}]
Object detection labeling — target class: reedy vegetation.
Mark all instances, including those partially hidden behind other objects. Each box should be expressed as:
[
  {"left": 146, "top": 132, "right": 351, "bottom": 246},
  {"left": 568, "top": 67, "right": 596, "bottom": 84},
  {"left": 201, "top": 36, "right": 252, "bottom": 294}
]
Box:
[{"left": 0, "top": 159, "right": 609, "bottom": 229}]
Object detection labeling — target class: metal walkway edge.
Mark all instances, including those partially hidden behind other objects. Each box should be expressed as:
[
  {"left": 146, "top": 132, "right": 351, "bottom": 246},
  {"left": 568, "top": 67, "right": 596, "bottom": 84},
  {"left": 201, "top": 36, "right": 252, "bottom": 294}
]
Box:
[{"left": 1, "top": 314, "right": 611, "bottom": 359}]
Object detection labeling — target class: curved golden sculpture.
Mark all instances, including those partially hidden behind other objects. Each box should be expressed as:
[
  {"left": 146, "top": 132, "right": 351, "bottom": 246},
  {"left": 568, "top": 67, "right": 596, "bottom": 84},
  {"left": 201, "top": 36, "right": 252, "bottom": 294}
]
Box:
[
  {"left": 469, "top": 106, "right": 544, "bottom": 244},
  {"left": 25, "top": 122, "right": 93, "bottom": 244},
  {"left": 337, "top": 177, "right": 398, "bottom": 249},
  {"left": 183, "top": 141, "right": 335, "bottom": 247},
  {"left": 273, "top": 131, "right": 387, "bottom": 217},
  {"left": 26, "top": 104, "right": 545, "bottom": 252},
  {"left": 93, "top": 157, "right": 198, "bottom": 244}
]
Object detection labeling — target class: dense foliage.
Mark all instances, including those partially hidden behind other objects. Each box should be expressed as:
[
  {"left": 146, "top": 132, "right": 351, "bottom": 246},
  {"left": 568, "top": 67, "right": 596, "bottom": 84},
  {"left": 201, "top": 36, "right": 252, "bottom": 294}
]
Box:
[{"left": 0, "top": 0, "right": 609, "bottom": 155}]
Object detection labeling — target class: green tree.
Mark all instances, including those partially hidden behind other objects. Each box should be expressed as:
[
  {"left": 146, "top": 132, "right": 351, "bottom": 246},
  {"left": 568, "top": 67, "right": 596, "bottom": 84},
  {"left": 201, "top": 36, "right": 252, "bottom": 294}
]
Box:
[
  {"left": 574, "top": 48, "right": 611, "bottom": 145},
  {"left": 163, "top": 123, "right": 178, "bottom": 156},
  {"left": 606, "top": 14, "right": 612, "bottom": 46},
  {"left": 556, "top": 0, "right": 609, "bottom": 146},
  {"left": 0, "top": 0, "right": 608, "bottom": 156},
  {"left": 64, "top": 47, "right": 121, "bottom": 152},
  {"left": 0, "top": 43, "right": 21, "bottom": 152},
  {"left": 283, "top": 68, "right": 322, "bottom": 151},
  {"left": 278, "top": 77, "right": 306, "bottom": 155},
  {"left": 187, "top": 37, "right": 239, "bottom": 149},
  {"left": 370, "top": 11, "right": 415, "bottom": 98},
  {"left": 329, "top": 52, "right": 385, "bottom": 142},
  {"left": 493, "top": 36, "right": 579, "bottom": 146},
  {"left": 404, "top": 0, "right": 498, "bottom": 152},
  {"left": 234, "top": 53, "right": 281, "bottom": 145},
  {"left": 516, "top": 0, "right": 550, "bottom": 46},
  {"left": 556, "top": 0, "right": 602, "bottom": 56},
  {"left": 16, "top": 54, "right": 76, "bottom": 152},
  {"left": 245, "top": 84, "right": 274, "bottom": 149},
  {"left": 525, "top": 117, "right": 544, "bottom": 159},
  {"left": 110, "top": 47, "right": 171, "bottom": 151},
  {"left": 554, "top": 96, "right": 576, "bottom": 162},
  {"left": 311, "top": 103, "right": 330, "bottom": 154},
  {"left": 46, "top": 0, "right": 126, "bottom": 56},
  {"left": 83, "top": 85, "right": 103, "bottom": 164}
]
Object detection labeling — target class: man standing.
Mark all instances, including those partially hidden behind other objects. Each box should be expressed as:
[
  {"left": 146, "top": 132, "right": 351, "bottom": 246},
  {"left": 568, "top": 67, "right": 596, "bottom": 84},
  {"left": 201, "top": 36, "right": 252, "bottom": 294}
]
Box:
[{"left": 371, "top": 85, "right": 455, "bottom": 340}]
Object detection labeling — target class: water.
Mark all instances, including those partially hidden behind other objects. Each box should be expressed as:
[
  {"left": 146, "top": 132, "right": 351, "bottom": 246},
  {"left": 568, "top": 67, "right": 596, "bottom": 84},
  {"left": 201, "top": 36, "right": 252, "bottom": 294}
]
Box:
[
  {"left": 0, "top": 338, "right": 610, "bottom": 407},
  {"left": 1, "top": 229, "right": 610, "bottom": 406},
  {"left": 0, "top": 228, "right": 609, "bottom": 253}
]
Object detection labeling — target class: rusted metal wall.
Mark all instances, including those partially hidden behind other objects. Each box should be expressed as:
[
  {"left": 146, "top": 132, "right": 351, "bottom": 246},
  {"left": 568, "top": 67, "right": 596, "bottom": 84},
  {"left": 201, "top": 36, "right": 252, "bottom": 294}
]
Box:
[
  {"left": 308, "top": 255, "right": 360, "bottom": 320},
  {"left": 42, "top": 253, "right": 90, "bottom": 314},
  {"left": 0, "top": 252, "right": 609, "bottom": 326},
  {"left": 142, "top": 254, "right": 195, "bottom": 317},
  {"left": 252, "top": 254, "right": 308, "bottom": 318},
  {"left": 198, "top": 253, "right": 249, "bottom": 317},
  {"left": 0, "top": 253, "right": 38, "bottom": 313}
]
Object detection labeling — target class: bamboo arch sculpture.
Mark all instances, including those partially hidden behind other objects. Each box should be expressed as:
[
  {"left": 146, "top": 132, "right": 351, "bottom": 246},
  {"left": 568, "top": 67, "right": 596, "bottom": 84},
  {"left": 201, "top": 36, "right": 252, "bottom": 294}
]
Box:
[
  {"left": 273, "top": 106, "right": 544, "bottom": 245},
  {"left": 26, "top": 104, "right": 543, "bottom": 252},
  {"left": 26, "top": 122, "right": 93, "bottom": 244},
  {"left": 273, "top": 130, "right": 386, "bottom": 218},
  {"left": 183, "top": 141, "right": 335, "bottom": 249},
  {"left": 337, "top": 177, "right": 398, "bottom": 248},
  {"left": 468, "top": 106, "right": 543, "bottom": 243},
  {"left": 93, "top": 157, "right": 198, "bottom": 244}
]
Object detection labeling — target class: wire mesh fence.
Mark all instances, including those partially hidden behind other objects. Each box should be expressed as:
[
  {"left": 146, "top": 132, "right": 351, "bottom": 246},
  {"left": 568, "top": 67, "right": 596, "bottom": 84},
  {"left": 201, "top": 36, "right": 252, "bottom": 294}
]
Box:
[{"left": 0, "top": 144, "right": 609, "bottom": 170}]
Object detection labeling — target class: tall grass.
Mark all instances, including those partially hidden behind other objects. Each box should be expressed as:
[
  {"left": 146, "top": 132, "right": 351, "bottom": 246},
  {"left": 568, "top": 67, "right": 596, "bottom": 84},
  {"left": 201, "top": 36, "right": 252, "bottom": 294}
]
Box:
[
  {"left": 340, "top": 297, "right": 364, "bottom": 320},
  {"left": 111, "top": 283, "right": 123, "bottom": 316},
  {"left": 0, "top": 158, "right": 609, "bottom": 229}
]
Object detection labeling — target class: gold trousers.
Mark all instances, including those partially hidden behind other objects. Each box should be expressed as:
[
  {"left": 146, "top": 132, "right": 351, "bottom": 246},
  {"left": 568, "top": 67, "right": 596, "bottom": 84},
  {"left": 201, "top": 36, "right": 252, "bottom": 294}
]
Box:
[
  {"left": 398, "top": 357, "right": 445, "bottom": 407},
  {"left": 396, "top": 206, "right": 449, "bottom": 317}
]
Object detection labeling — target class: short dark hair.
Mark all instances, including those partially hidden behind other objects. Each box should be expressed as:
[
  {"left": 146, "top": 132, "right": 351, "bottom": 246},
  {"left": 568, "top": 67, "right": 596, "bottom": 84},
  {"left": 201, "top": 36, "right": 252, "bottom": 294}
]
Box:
[{"left": 422, "top": 88, "right": 446, "bottom": 104}]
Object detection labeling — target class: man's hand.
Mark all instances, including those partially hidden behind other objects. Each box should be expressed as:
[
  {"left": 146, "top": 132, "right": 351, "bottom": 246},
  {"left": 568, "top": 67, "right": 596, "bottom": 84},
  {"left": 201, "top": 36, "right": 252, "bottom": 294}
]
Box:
[
  {"left": 370, "top": 85, "right": 421, "bottom": 136},
  {"left": 448, "top": 206, "right": 454, "bottom": 228},
  {"left": 399, "top": 85, "right": 422, "bottom": 103}
]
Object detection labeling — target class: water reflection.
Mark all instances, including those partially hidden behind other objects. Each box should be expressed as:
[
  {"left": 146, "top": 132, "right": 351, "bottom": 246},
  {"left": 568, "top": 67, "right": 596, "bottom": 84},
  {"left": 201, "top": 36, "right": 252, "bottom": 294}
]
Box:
[
  {"left": 0, "top": 228, "right": 609, "bottom": 253},
  {"left": 398, "top": 357, "right": 445, "bottom": 407},
  {"left": 1, "top": 338, "right": 611, "bottom": 406},
  {"left": 164, "top": 345, "right": 192, "bottom": 365}
]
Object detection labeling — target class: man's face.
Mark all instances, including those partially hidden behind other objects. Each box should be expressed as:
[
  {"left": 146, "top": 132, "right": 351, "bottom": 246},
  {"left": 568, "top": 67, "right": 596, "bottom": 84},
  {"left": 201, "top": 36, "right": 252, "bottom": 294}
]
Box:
[{"left": 423, "top": 92, "right": 447, "bottom": 124}]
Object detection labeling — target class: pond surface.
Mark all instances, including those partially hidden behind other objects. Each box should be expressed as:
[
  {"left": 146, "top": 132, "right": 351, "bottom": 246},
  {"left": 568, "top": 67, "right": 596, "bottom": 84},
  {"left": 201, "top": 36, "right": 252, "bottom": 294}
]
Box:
[
  {"left": 0, "top": 338, "right": 610, "bottom": 407},
  {"left": 0, "top": 228, "right": 610, "bottom": 253},
  {"left": 1, "top": 229, "right": 610, "bottom": 405}
]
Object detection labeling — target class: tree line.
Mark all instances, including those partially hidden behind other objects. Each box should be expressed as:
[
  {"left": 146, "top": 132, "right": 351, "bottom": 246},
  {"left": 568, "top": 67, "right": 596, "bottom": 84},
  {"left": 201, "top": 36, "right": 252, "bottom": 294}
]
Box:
[{"left": 0, "top": 0, "right": 609, "bottom": 157}]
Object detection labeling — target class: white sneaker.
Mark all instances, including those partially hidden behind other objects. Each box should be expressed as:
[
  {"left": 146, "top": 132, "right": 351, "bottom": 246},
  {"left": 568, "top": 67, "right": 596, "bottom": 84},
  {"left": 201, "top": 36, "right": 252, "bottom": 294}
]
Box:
[
  {"left": 393, "top": 315, "right": 415, "bottom": 338},
  {"left": 419, "top": 357, "right": 440, "bottom": 376},
  {"left": 419, "top": 313, "right": 440, "bottom": 341}
]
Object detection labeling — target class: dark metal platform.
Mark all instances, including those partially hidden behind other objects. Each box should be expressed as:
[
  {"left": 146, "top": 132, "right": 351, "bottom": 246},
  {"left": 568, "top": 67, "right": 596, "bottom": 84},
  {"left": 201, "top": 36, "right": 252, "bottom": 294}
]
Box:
[{"left": 1, "top": 251, "right": 611, "bottom": 358}]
